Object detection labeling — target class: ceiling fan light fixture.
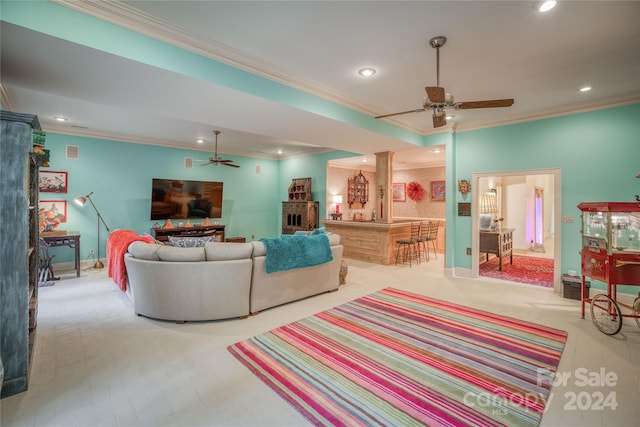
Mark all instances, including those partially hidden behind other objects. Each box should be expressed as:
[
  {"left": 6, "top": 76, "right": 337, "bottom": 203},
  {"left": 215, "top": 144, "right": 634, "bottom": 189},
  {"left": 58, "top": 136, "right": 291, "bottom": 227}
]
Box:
[
  {"left": 358, "top": 67, "right": 376, "bottom": 77},
  {"left": 374, "top": 35, "right": 513, "bottom": 128},
  {"left": 194, "top": 130, "right": 240, "bottom": 168}
]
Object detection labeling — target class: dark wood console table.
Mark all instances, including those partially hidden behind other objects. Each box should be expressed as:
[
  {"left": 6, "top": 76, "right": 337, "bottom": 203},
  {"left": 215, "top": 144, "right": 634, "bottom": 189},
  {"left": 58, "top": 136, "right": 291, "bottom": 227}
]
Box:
[
  {"left": 42, "top": 232, "right": 81, "bottom": 277},
  {"left": 480, "top": 228, "right": 514, "bottom": 271},
  {"left": 151, "top": 224, "right": 225, "bottom": 243}
]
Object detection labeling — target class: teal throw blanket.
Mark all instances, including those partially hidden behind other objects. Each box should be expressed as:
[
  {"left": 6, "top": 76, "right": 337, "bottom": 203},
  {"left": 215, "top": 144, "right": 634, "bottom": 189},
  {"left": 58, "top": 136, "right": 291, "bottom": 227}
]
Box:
[{"left": 260, "top": 234, "right": 333, "bottom": 273}]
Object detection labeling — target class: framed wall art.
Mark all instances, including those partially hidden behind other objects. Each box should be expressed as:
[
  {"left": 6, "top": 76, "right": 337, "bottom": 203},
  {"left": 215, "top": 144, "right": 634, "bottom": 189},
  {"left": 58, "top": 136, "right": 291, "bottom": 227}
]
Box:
[
  {"left": 392, "top": 182, "right": 406, "bottom": 201},
  {"left": 39, "top": 170, "right": 68, "bottom": 193},
  {"left": 431, "top": 180, "right": 446, "bottom": 201},
  {"left": 39, "top": 200, "right": 67, "bottom": 223}
]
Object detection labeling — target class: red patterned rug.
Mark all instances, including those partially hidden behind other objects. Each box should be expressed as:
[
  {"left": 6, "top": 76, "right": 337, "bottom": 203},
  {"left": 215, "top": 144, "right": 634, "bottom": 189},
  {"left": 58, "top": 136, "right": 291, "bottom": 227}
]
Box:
[{"left": 480, "top": 255, "right": 554, "bottom": 288}]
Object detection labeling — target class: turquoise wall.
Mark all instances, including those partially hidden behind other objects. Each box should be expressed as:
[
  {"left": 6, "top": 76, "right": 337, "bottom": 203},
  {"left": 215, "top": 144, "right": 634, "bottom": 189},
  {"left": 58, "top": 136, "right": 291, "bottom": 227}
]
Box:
[
  {"left": 451, "top": 103, "right": 640, "bottom": 293},
  {"left": 39, "top": 105, "right": 640, "bottom": 296},
  {"left": 43, "top": 133, "right": 359, "bottom": 264},
  {"left": 42, "top": 133, "right": 280, "bottom": 263}
]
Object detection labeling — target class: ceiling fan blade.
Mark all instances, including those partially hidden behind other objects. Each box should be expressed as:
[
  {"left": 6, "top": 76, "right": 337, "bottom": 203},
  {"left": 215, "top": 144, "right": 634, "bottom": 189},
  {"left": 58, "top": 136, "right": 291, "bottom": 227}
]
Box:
[
  {"left": 223, "top": 162, "right": 240, "bottom": 168},
  {"left": 455, "top": 99, "right": 514, "bottom": 109},
  {"left": 425, "top": 86, "right": 445, "bottom": 104},
  {"left": 432, "top": 113, "right": 447, "bottom": 128},
  {"left": 375, "top": 108, "right": 426, "bottom": 119}
]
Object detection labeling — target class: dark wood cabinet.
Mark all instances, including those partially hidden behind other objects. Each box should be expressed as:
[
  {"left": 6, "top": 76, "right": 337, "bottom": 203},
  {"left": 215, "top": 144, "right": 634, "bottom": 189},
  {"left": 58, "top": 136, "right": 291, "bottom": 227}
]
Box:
[
  {"left": 287, "top": 177, "right": 312, "bottom": 202},
  {"left": 150, "top": 224, "right": 225, "bottom": 243},
  {"left": 282, "top": 201, "right": 319, "bottom": 234},
  {"left": 1, "top": 111, "right": 42, "bottom": 398}
]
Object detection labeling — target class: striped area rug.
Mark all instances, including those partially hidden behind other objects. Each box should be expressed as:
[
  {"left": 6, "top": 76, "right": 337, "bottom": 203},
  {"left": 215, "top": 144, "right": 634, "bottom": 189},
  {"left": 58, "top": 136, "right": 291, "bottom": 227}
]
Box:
[{"left": 228, "top": 288, "right": 567, "bottom": 426}]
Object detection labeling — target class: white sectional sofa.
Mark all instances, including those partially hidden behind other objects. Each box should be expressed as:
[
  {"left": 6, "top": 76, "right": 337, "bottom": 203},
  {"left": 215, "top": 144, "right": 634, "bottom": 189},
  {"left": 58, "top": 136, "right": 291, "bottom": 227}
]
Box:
[
  {"left": 250, "top": 233, "right": 343, "bottom": 314},
  {"left": 124, "top": 241, "right": 254, "bottom": 322},
  {"left": 123, "top": 234, "right": 343, "bottom": 322}
]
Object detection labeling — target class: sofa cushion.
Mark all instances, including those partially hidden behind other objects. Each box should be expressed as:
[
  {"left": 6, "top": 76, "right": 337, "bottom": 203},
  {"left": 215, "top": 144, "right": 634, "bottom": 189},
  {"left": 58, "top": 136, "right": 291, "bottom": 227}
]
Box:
[
  {"left": 251, "top": 240, "right": 267, "bottom": 257},
  {"left": 168, "top": 235, "right": 216, "bottom": 248},
  {"left": 204, "top": 242, "right": 253, "bottom": 261},
  {"left": 157, "top": 245, "right": 206, "bottom": 262},
  {"left": 327, "top": 233, "right": 341, "bottom": 246},
  {"left": 128, "top": 241, "right": 161, "bottom": 260}
]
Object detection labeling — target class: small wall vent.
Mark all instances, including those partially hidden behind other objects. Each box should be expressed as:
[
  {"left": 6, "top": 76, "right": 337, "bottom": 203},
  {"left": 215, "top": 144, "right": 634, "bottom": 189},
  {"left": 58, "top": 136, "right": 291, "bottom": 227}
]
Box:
[
  {"left": 66, "top": 145, "right": 79, "bottom": 159},
  {"left": 184, "top": 157, "right": 193, "bottom": 168}
]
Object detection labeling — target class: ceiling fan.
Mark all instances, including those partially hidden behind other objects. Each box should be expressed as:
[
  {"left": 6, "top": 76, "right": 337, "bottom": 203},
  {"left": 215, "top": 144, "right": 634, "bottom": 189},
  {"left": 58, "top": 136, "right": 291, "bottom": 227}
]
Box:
[
  {"left": 195, "top": 130, "right": 240, "bottom": 168},
  {"left": 375, "top": 36, "right": 514, "bottom": 128}
]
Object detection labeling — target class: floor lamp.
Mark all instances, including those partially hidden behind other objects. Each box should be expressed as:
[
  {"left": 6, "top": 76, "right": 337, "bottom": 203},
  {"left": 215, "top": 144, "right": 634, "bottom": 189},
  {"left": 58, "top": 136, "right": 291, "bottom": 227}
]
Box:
[{"left": 74, "top": 192, "right": 110, "bottom": 269}]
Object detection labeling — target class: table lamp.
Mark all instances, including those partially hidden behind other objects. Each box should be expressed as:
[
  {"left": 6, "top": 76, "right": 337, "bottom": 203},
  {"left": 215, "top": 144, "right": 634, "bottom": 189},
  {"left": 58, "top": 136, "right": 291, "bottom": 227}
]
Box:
[
  {"left": 333, "top": 194, "right": 343, "bottom": 214},
  {"left": 479, "top": 192, "right": 498, "bottom": 231}
]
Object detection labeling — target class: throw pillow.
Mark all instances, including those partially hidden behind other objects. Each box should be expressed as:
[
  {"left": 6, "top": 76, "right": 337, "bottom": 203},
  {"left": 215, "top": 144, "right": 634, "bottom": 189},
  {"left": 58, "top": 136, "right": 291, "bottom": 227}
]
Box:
[
  {"left": 311, "top": 226, "right": 326, "bottom": 235},
  {"left": 168, "top": 235, "right": 215, "bottom": 248}
]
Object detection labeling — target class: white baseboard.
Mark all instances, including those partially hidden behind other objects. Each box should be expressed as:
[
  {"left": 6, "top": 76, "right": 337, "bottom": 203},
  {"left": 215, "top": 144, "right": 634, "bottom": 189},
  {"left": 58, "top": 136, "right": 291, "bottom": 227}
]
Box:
[{"left": 453, "top": 267, "right": 472, "bottom": 278}]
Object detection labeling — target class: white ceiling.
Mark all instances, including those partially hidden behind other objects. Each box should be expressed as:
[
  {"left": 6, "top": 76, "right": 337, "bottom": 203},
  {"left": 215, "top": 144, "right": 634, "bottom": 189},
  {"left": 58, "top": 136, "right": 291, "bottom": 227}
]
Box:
[{"left": 1, "top": 1, "right": 639, "bottom": 167}]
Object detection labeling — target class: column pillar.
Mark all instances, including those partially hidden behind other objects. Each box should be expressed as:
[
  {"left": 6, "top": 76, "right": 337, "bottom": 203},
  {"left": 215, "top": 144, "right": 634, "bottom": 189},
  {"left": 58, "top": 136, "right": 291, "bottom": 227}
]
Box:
[{"left": 375, "top": 151, "right": 394, "bottom": 223}]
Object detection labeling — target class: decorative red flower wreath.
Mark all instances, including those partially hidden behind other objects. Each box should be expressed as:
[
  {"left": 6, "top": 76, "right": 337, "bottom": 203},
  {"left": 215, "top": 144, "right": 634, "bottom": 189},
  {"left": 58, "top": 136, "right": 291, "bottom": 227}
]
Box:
[{"left": 406, "top": 181, "right": 425, "bottom": 201}]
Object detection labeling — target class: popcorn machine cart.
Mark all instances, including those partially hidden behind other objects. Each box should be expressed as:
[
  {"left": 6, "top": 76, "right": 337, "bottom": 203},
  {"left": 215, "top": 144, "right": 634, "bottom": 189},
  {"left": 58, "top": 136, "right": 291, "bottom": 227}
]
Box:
[{"left": 578, "top": 202, "right": 640, "bottom": 335}]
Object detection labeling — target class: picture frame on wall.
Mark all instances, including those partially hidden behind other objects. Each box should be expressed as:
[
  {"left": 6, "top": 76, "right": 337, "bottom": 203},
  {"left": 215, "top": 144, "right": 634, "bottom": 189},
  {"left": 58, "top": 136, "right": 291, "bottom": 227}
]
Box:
[
  {"left": 39, "top": 170, "right": 68, "bottom": 193},
  {"left": 39, "top": 200, "right": 67, "bottom": 223},
  {"left": 431, "top": 180, "right": 446, "bottom": 201},
  {"left": 392, "top": 182, "right": 406, "bottom": 201}
]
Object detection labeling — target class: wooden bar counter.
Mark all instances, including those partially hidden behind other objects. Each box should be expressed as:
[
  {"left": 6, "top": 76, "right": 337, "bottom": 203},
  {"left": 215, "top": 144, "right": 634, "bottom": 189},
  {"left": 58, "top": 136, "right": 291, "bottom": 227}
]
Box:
[{"left": 322, "top": 218, "right": 445, "bottom": 265}]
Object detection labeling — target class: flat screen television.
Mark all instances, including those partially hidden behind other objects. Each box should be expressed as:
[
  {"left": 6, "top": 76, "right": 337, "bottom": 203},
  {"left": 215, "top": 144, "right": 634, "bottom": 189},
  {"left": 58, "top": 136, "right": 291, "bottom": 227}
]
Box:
[{"left": 150, "top": 178, "right": 223, "bottom": 220}]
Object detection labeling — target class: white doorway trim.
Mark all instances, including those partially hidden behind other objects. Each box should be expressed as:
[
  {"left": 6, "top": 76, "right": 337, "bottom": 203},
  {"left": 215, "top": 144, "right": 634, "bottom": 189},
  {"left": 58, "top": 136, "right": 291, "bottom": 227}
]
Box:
[{"left": 471, "top": 168, "right": 562, "bottom": 294}]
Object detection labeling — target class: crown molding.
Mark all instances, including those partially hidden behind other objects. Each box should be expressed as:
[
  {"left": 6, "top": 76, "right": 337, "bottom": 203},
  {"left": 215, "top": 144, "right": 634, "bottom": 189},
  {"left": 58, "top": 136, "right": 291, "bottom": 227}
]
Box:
[
  {"left": 43, "top": 122, "right": 333, "bottom": 161},
  {"left": 53, "top": 0, "right": 381, "bottom": 118},
  {"left": 451, "top": 96, "right": 640, "bottom": 134},
  {"left": 46, "top": 2, "right": 640, "bottom": 143}
]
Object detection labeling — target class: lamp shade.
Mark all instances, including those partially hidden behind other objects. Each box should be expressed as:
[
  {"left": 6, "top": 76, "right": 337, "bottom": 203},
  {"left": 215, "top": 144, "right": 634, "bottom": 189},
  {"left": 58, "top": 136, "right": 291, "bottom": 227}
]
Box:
[
  {"left": 332, "top": 195, "right": 343, "bottom": 204},
  {"left": 479, "top": 193, "right": 498, "bottom": 214},
  {"left": 74, "top": 191, "right": 93, "bottom": 206}
]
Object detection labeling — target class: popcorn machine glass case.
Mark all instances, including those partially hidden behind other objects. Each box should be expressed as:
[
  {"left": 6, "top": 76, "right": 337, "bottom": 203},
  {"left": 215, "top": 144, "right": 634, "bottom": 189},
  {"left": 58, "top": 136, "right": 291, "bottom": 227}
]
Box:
[{"left": 578, "top": 202, "right": 640, "bottom": 335}]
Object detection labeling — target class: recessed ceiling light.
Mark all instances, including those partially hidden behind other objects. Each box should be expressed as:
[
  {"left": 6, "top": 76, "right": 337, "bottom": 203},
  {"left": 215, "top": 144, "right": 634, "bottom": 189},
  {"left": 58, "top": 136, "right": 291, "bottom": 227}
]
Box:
[
  {"left": 445, "top": 115, "right": 454, "bottom": 120},
  {"left": 197, "top": 138, "right": 204, "bottom": 144},
  {"left": 277, "top": 149, "right": 283, "bottom": 155},
  {"left": 579, "top": 86, "right": 592, "bottom": 92},
  {"left": 534, "top": 1, "right": 557, "bottom": 12},
  {"left": 53, "top": 116, "right": 68, "bottom": 122},
  {"left": 362, "top": 158, "right": 368, "bottom": 162},
  {"left": 358, "top": 67, "right": 376, "bottom": 77},
  {"left": 432, "top": 148, "right": 442, "bottom": 154}
]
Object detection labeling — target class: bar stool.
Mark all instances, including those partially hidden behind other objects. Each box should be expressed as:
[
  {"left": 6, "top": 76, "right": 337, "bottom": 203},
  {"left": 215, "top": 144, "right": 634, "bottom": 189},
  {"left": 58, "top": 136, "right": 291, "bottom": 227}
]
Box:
[
  {"left": 395, "top": 222, "right": 421, "bottom": 267},
  {"left": 420, "top": 221, "right": 439, "bottom": 261}
]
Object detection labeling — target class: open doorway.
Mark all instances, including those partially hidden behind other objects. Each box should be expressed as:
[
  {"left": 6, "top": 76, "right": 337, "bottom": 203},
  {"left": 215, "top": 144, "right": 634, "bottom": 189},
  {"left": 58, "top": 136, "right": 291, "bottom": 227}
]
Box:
[{"left": 472, "top": 169, "right": 561, "bottom": 293}]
